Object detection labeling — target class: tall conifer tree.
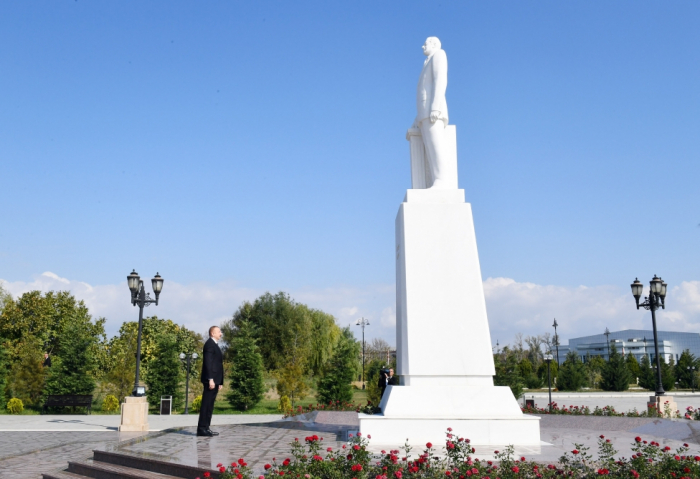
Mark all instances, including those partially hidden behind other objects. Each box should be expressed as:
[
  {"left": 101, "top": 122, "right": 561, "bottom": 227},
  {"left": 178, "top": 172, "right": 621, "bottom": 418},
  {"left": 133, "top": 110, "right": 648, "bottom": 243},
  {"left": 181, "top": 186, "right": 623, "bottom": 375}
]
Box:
[
  {"left": 600, "top": 343, "right": 632, "bottom": 391},
  {"left": 226, "top": 321, "right": 265, "bottom": 411}
]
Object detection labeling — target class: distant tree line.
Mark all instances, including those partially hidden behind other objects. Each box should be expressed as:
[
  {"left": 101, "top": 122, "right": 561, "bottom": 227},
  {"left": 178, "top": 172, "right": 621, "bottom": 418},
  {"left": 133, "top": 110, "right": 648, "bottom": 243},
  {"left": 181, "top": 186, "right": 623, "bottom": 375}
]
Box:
[{"left": 494, "top": 332, "right": 700, "bottom": 397}]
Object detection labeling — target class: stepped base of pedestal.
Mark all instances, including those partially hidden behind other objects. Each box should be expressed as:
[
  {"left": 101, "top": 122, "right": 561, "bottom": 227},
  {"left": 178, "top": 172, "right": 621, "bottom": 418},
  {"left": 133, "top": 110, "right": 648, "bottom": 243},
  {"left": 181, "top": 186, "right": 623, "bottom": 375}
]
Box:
[
  {"left": 119, "top": 396, "right": 149, "bottom": 432},
  {"left": 358, "top": 384, "right": 540, "bottom": 446}
]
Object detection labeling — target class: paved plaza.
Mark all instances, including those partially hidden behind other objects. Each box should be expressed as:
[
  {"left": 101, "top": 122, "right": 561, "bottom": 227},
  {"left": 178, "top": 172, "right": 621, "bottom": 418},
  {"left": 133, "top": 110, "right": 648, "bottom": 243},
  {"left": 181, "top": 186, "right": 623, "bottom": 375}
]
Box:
[{"left": 4, "top": 410, "right": 700, "bottom": 478}]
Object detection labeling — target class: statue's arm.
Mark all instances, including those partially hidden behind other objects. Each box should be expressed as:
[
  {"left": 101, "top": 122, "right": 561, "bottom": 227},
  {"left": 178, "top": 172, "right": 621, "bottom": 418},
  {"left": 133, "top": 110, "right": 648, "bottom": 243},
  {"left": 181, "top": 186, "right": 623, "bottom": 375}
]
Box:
[{"left": 430, "top": 50, "right": 448, "bottom": 121}]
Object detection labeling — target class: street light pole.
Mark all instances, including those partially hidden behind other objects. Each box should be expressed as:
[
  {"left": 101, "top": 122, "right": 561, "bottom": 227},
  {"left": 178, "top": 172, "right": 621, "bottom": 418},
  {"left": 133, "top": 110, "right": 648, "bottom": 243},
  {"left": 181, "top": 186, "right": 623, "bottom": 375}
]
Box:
[
  {"left": 179, "top": 352, "right": 199, "bottom": 414},
  {"left": 631, "top": 276, "right": 667, "bottom": 397},
  {"left": 127, "top": 270, "right": 164, "bottom": 397},
  {"left": 688, "top": 366, "right": 696, "bottom": 393},
  {"left": 552, "top": 319, "right": 560, "bottom": 365},
  {"left": 544, "top": 354, "right": 554, "bottom": 412},
  {"left": 604, "top": 327, "right": 611, "bottom": 359},
  {"left": 356, "top": 317, "right": 370, "bottom": 390}
]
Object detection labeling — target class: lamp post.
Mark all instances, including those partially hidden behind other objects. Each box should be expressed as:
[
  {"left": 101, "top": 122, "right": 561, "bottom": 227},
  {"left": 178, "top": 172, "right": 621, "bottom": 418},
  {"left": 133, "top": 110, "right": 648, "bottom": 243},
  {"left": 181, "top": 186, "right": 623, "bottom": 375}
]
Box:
[
  {"left": 631, "top": 275, "right": 667, "bottom": 396},
  {"left": 356, "top": 317, "right": 370, "bottom": 390},
  {"left": 604, "top": 328, "right": 611, "bottom": 359},
  {"left": 127, "top": 270, "right": 164, "bottom": 397},
  {"left": 688, "top": 366, "right": 697, "bottom": 393},
  {"left": 544, "top": 354, "right": 553, "bottom": 412},
  {"left": 179, "top": 352, "right": 198, "bottom": 414},
  {"left": 552, "top": 319, "right": 560, "bottom": 365}
]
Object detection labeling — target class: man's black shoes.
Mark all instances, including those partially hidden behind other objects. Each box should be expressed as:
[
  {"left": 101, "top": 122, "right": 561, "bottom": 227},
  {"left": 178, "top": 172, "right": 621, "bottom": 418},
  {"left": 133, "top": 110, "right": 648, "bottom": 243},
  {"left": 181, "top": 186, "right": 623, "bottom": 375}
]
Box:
[
  {"left": 208, "top": 429, "right": 219, "bottom": 436},
  {"left": 196, "top": 429, "right": 213, "bottom": 437}
]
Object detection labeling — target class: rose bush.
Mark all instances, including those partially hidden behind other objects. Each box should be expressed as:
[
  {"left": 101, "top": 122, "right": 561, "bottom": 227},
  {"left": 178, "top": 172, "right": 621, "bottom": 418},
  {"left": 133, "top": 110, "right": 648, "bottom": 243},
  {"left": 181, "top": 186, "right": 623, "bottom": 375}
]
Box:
[
  {"left": 522, "top": 401, "right": 682, "bottom": 419},
  {"left": 206, "top": 427, "right": 700, "bottom": 479}
]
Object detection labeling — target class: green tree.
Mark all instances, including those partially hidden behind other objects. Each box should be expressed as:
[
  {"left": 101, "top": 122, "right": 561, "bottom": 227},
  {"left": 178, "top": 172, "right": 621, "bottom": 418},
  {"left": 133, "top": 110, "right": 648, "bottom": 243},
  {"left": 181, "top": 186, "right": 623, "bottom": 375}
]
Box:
[
  {"left": 584, "top": 355, "right": 606, "bottom": 389},
  {"left": 222, "top": 292, "right": 342, "bottom": 376},
  {"left": 316, "top": 327, "right": 361, "bottom": 404},
  {"left": 0, "top": 282, "right": 11, "bottom": 312},
  {"left": 600, "top": 343, "right": 632, "bottom": 392},
  {"left": 557, "top": 351, "right": 587, "bottom": 391},
  {"left": 8, "top": 342, "right": 46, "bottom": 407},
  {"left": 675, "top": 350, "right": 697, "bottom": 389},
  {"left": 365, "top": 358, "right": 386, "bottom": 406},
  {"left": 103, "top": 328, "right": 138, "bottom": 402},
  {"left": 226, "top": 321, "right": 265, "bottom": 411},
  {"left": 44, "top": 321, "right": 98, "bottom": 400},
  {"left": 661, "top": 355, "right": 675, "bottom": 392},
  {"left": 275, "top": 319, "right": 310, "bottom": 407},
  {"left": 494, "top": 347, "right": 524, "bottom": 399},
  {"left": 518, "top": 358, "right": 533, "bottom": 378},
  {"left": 625, "top": 353, "right": 641, "bottom": 382},
  {"left": 145, "top": 334, "right": 183, "bottom": 410},
  {"left": 0, "top": 291, "right": 106, "bottom": 366},
  {"left": 537, "top": 359, "right": 558, "bottom": 385},
  {"left": 638, "top": 354, "right": 656, "bottom": 390},
  {"left": 0, "top": 340, "right": 9, "bottom": 409}
]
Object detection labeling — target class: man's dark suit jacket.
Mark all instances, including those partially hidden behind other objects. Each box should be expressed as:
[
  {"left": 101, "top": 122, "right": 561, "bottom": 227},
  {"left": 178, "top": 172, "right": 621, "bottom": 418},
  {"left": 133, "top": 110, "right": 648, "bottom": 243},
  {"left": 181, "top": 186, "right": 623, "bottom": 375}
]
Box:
[{"left": 200, "top": 338, "right": 224, "bottom": 385}]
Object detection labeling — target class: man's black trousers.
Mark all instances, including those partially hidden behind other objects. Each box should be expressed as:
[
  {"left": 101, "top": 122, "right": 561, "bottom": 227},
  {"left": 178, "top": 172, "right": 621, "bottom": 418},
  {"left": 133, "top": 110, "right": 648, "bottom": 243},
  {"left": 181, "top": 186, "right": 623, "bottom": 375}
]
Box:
[{"left": 197, "top": 384, "right": 219, "bottom": 431}]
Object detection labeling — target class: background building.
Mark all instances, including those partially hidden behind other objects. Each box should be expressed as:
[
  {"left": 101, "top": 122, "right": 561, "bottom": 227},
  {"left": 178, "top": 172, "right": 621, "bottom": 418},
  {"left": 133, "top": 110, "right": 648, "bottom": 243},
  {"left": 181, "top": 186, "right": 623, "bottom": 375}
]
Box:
[{"left": 560, "top": 329, "right": 700, "bottom": 364}]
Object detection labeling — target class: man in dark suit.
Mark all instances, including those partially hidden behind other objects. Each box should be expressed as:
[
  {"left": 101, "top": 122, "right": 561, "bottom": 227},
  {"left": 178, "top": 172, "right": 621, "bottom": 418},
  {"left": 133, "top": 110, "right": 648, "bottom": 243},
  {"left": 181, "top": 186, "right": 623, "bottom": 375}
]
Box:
[{"left": 197, "top": 325, "right": 224, "bottom": 437}]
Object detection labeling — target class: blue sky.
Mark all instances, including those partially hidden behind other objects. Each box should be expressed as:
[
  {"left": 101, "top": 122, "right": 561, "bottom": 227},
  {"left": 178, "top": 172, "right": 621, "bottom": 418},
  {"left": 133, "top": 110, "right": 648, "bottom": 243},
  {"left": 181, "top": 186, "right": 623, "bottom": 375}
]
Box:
[{"left": 1, "top": 1, "right": 699, "bottom": 345}]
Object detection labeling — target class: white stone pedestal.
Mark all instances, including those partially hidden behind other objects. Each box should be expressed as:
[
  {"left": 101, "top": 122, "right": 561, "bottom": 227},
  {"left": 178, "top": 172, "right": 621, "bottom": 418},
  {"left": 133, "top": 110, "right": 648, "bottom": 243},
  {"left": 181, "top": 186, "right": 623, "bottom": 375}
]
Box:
[
  {"left": 647, "top": 395, "right": 678, "bottom": 418},
  {"left": 358, "top": 189, "right": 540, "bottom": 447},
  {"left": 119, "top": 396, "right": 149, "bottom": 432}
]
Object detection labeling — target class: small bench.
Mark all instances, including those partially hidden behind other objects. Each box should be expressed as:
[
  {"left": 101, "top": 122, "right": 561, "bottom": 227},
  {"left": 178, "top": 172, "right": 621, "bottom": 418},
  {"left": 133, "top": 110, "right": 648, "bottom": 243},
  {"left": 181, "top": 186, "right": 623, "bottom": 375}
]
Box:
[{"left": 43, "top": 395, "right": 93, "bottom": 414}]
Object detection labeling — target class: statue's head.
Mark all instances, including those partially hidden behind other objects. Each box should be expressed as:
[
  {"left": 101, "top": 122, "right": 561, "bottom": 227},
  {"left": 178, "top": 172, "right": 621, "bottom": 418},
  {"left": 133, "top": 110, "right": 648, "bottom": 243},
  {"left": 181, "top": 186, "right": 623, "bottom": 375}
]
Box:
[{"left": 422, "top": 37, "right": 441, "bottom": 56}]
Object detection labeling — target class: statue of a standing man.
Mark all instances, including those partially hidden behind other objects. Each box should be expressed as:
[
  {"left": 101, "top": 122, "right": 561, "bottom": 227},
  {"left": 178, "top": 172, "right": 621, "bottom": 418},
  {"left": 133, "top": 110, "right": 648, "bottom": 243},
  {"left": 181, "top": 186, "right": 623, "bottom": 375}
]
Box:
[{"left": 411, "top": 37, "right": 450, "bottom": 189}]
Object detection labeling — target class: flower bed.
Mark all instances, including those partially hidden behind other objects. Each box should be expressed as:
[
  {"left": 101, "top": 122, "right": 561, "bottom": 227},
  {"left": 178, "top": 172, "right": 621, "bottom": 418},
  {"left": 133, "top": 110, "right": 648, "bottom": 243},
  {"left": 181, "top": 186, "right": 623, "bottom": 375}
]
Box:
[
  {"left": 204, "top": 428, "right": 700, "bottom": 479},
  {"left": 522, "top": 401, "right": 686, "bottom": 419}
]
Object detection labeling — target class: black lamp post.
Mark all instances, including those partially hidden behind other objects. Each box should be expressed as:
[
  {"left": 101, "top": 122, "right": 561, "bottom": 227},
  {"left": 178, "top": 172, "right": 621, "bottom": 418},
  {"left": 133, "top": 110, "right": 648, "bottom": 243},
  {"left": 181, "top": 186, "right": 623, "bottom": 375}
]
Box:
[
  {"left": 604, "top": 328, "right": 611, "bottom": 359},
  {"left": 631, "top": 275, "right": 667, "bottom": 396},
  {"left": 179, "top": 352, "right": 198, "bottom": 414},
  {"left": 552, "top": 319, "right": 560, "bottom": 365},
  {"left": 544, "top": 353, "right": 553, "bottom": 412},
  {"left": 127, "top": 270, "right": 164, "bottom": 397},
  {"left": 356, "top": 317, "right": 370, "bottom": 390}
]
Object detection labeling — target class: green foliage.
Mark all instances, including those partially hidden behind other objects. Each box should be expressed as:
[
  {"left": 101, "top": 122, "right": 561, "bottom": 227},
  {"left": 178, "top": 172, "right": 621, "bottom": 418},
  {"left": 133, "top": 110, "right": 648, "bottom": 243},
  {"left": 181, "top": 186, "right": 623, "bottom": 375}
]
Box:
[
  {"left": 494, "top": 347, "right": 524, "bottom": 399},
  {"left": 8, "top": 342, "right": 46, "bottom": 407},
  {"left": 316, "top": 327, "right": 361, "bottom": 404},
  {"left": 675, "top": 349, "right": 697, "bottom": 389},
  {"left": 518, "top": 358, "right": 533, "bottom": 378},
  {"left": 537, "top": 359, "right": 557, "bottom": 384},
  {"left": 226, "top": 321, "right": 266, "bottom": 411},
  {"left": 103, "top": 327, "right": 137, "bottom": 402},
  {"left": 222, "top": 292, "right": 342, "bottom": 376},
  {"left": 661, "top": 355, "right": 675, "bottom": 391},
  {"left": 557, "top": 351, "right": 587, "bottom": 391},
  {"left": 584, "top": 354, "right": 605, "bottom": 389},
  {"left": 102, "top": 394, "right": 120, "bottom": 412},
  {"left": 625, "top": 353, "right": 641, "bottom": 381},
  {"left": 365, "top": 358, "right": 387, "bottom": 406},
  {"left": 145, "top": 334, "right": 183, "bottom": 410},
  {"left": 7, "top": 397, "right": 23, "bottom": 414},
  {"left": 44, "top": 321, "right": 98, "bottom": 398},
  {"left": 191, "top": 395, "right": 202, "bottom": 413},
  {"left": 278, "top": 395, "right": 292, "bottom": 414},
  {"left": 524, "top": 373, "right": 543, "bottom": 389},
  {"left": 600, "top": 343, "right": 632, "bottom": 392},
  {"left": 638, "top": 354, "right": 656, "bottom": 390},
  {"left": 0, "top": 290, "right": 106, "bottom": 366},
  {"left": 0, "top": 282, "right": 11, "bottom": 312},
  {"left": 0, "top": 340, "right": 8, "bottom": 410}
]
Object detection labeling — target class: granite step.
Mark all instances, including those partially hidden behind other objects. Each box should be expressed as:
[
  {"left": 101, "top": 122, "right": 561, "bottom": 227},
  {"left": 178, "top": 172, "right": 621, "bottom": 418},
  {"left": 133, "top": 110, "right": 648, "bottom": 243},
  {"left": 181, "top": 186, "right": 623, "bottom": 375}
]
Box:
[
  {"left": 92, "top": 450, "right": 216, "bottom": 479},
  {"left": 43, "top": 469, "right": 94, "bottom": 479},
  {"left": 67, "top": 459, "right": 187, "bottom": 479}
]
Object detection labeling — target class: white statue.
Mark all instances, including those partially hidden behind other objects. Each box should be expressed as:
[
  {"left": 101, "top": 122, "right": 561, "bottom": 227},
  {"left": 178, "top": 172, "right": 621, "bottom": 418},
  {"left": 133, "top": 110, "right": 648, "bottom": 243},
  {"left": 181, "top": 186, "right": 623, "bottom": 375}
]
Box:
[{"left": 407, "top": 37, "right": 458, "bottom": 190}]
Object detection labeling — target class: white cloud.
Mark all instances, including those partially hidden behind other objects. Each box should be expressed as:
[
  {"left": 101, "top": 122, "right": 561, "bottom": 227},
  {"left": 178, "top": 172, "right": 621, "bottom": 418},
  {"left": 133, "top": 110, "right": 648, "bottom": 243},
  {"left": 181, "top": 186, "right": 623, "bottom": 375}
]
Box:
[{"left": 2, "top": 273, "right": 698, "bottom": 350}]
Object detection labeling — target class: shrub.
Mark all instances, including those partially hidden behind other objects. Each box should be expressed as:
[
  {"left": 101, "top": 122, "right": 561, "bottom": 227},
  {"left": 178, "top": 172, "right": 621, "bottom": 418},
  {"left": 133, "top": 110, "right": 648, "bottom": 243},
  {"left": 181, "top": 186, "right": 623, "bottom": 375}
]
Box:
[
  {"left": 7, "top": 397, "right": 23, "bottom": 414},
  {"left": 226, "top": 320, "right": 265, "bottom": 411},
  {"left": 146, "top": 333, "right": 183, "bottom": 410},
  {"left": 102, "top": 394, "right": 120, "bottom": 413},
  {"left": 278, "top": 395, "right": 291, "bottom": 414},
  {"left": 191, "top": 395, "right": 202, "bottom": 413},
  {"left": 316, "top": 327, "right": 360, "bottom": 404}
]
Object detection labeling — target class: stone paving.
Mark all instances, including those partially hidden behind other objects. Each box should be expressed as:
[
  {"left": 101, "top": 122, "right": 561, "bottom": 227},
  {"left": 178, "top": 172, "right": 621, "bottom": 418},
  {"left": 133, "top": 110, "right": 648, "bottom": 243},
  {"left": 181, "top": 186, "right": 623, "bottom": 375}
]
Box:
[{"left": 6, "top": 413, "right": 700, "bottom": 478}]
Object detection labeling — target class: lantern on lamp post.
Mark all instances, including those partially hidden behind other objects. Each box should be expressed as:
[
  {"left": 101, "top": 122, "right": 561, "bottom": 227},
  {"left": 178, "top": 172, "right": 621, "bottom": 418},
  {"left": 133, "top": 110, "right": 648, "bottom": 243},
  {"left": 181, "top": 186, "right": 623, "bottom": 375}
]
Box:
[{"left": 630, "top": 275, "right": 667, "bottom": 396}]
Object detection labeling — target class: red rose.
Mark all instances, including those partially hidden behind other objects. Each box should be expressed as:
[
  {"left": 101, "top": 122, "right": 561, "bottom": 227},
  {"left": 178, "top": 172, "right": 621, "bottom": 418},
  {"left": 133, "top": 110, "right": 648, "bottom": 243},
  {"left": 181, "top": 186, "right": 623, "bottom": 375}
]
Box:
[
  {"left": 219, "top": 467, "right": 225, "bottom": 473},
  {"left": 264, "top": 464, "right": 272, "bottom": 470},
  {"left": 572, "top": 449, "right": 579, "bottom": 455},
  {"left": 635, "top": 436, "right": 642, "bottom": 442},
  {"left": 238, "top": 459, "right": 245, "bottom": 465},
  {"left": 204, "top": 473, "right": 210, "bottom": 478},
  {"left": 426, "top": 442, "right": 433, "bottom": 449},
  {"left": 511, "top": 466, "right": 519, "bottom": 473}
]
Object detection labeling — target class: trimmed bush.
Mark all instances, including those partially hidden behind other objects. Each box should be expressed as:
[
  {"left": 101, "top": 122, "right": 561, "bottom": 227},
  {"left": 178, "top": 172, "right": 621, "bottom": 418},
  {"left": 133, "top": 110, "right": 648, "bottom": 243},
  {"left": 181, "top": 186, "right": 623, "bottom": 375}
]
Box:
[
  {"left": 191, "top": 395, "right": 202, "bottom": 413},
  {"left": 7, "top": 397, "right": 23, "bottom": 414},
  {"left": 278, "top": 395, "right": 292, "bottom": 414},
  {"left": 102, "top": 394, "right": 120, "bottom": 413}
]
